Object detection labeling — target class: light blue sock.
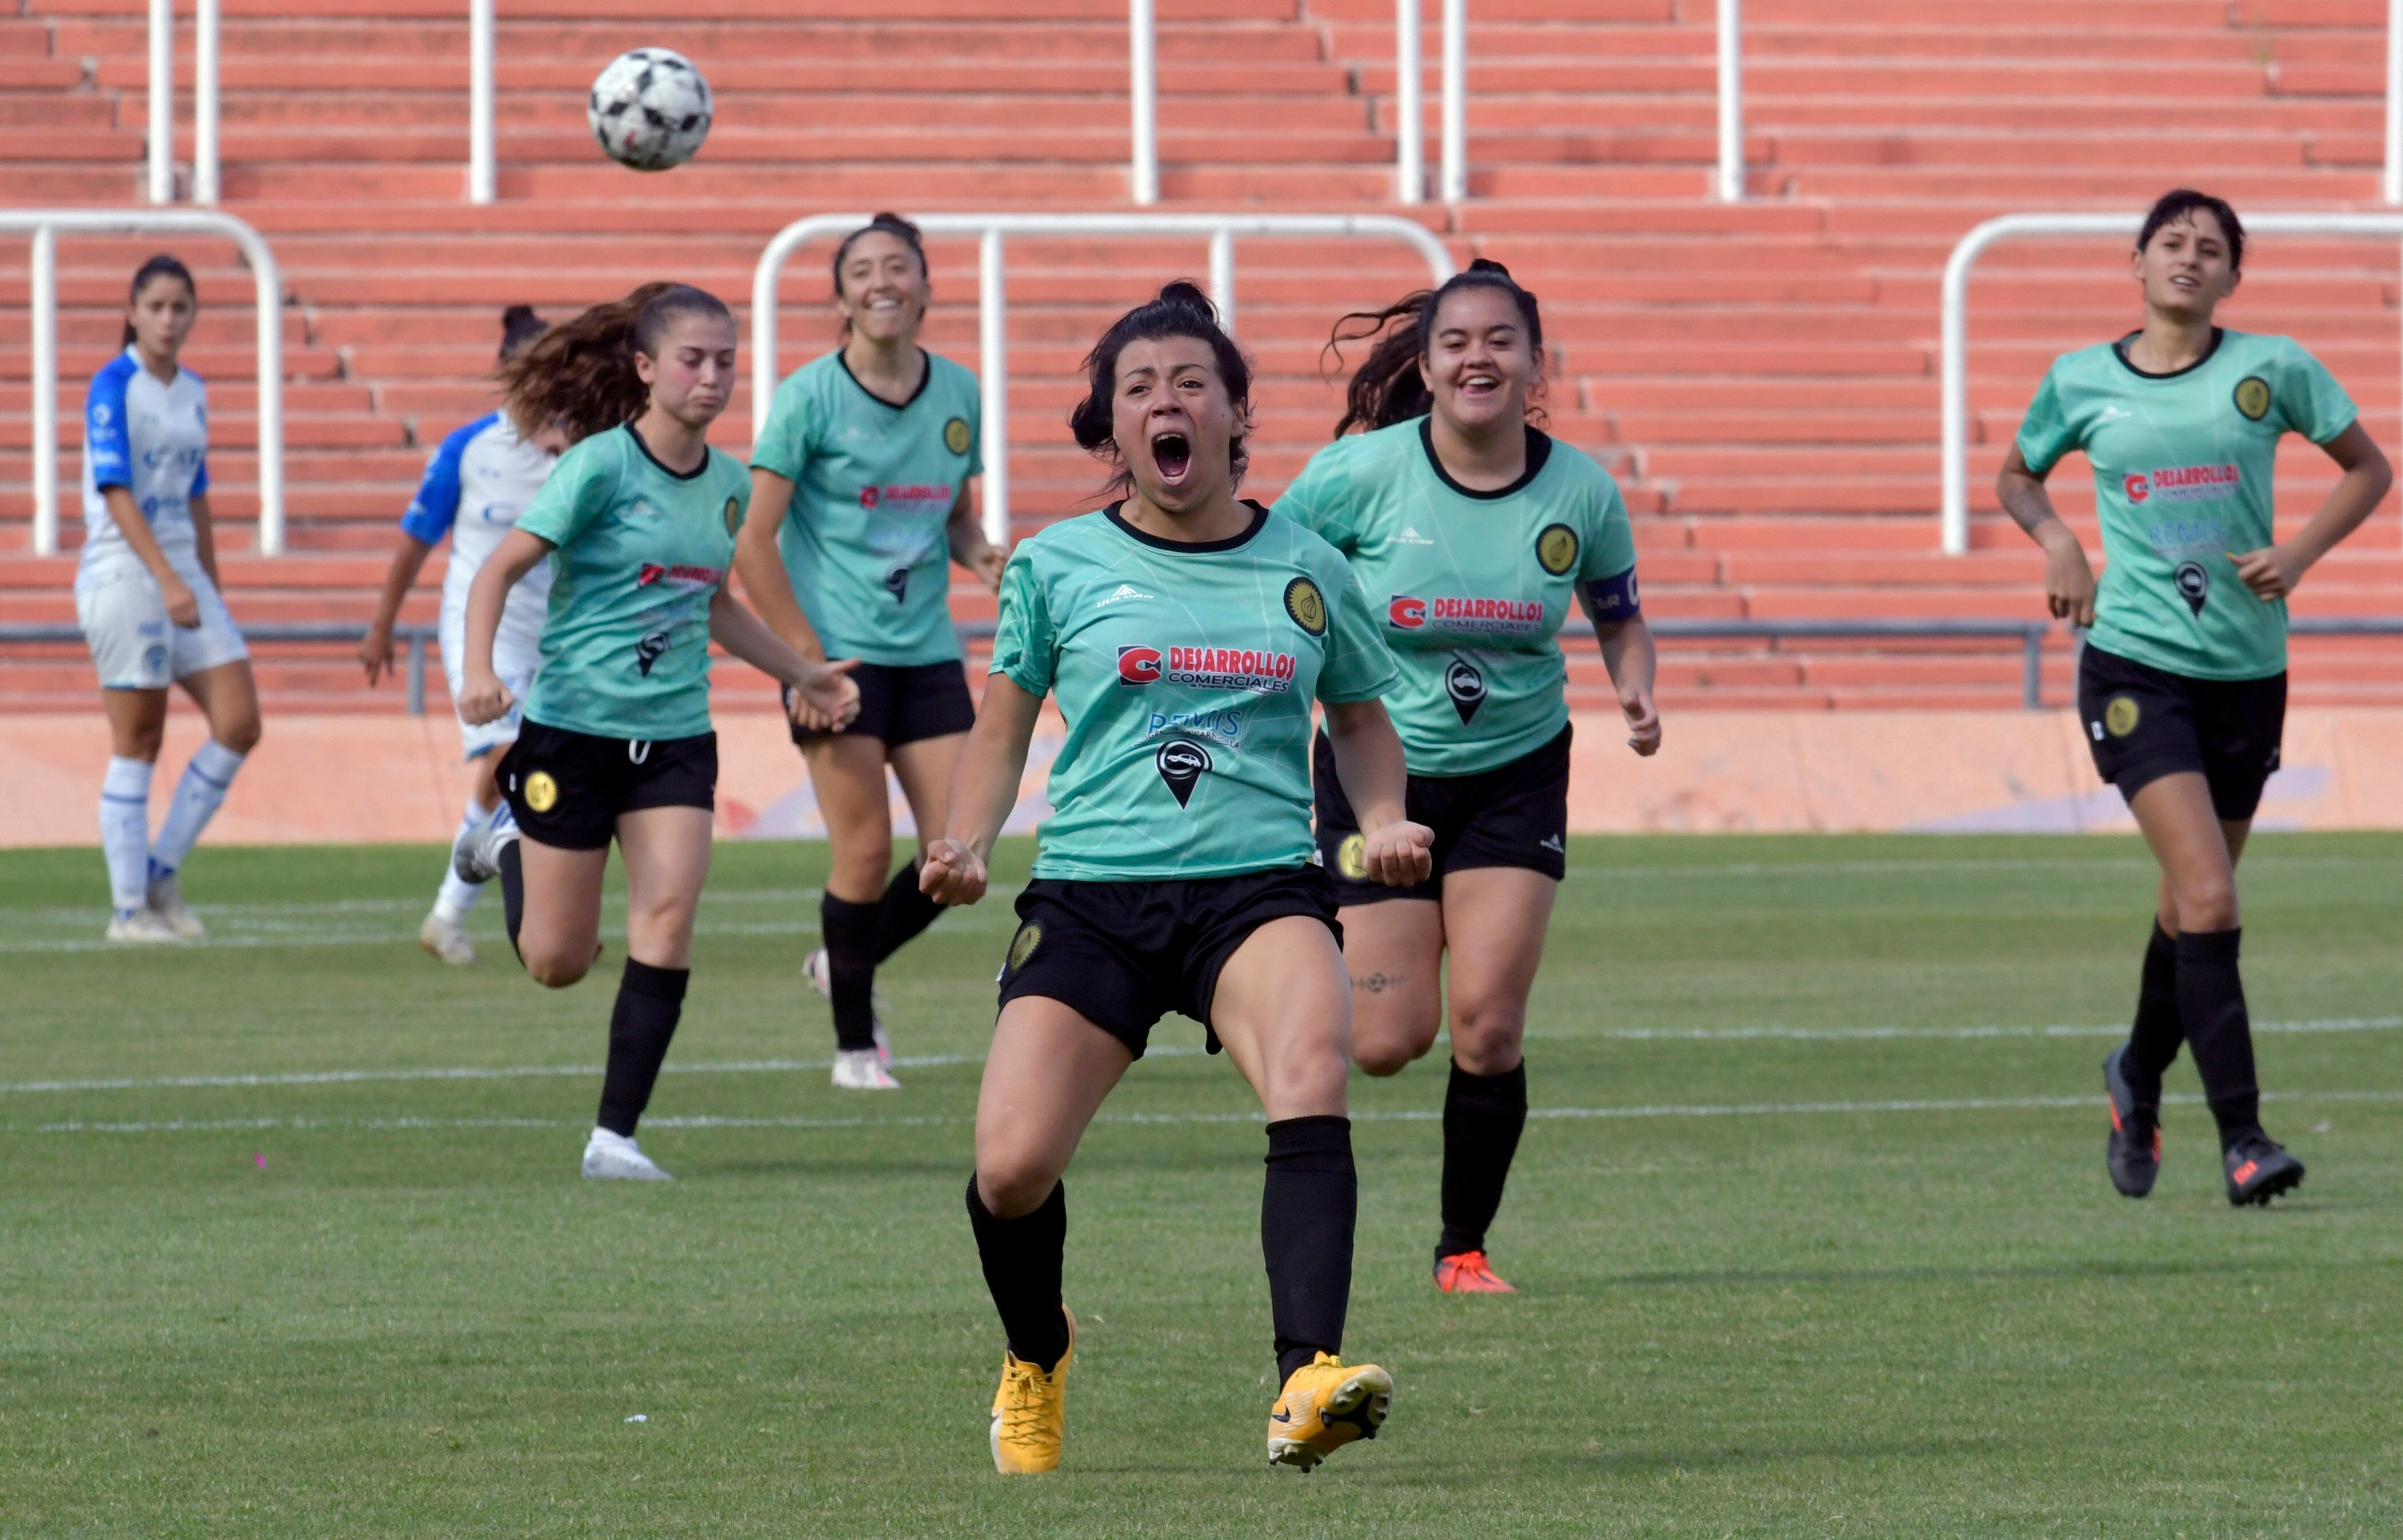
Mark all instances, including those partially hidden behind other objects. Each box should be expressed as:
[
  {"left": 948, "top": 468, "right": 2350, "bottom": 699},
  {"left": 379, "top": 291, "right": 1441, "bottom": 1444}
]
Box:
[
  {"left": 150, "top": 739, "right": 245, "bottom": 877},
  {"left": 101, "top": 756, "right": 153, "bottom": 916}
]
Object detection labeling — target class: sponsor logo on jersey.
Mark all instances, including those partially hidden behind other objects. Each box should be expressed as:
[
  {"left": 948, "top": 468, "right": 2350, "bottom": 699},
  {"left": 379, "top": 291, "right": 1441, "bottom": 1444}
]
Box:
[
  {"left": 1389, "top": 596, "right": 1427, "bottom": 629},
  {"left": 858, "top": 485, "right": 879, "bottom": 509},
  {"left": 1117, "top": 645, "right": 1163, "bottom": 685},
  {"left": 1445, "top": 656, "right": 1487, "bottom": 724},
  {"left": 1397, "top": 525, "right": 1436, "bottom": 546},
  {"left": 524, "top": 771, "right": 560, "bottom": 813},
  {"left": 2123, "top": 465, "right": 2239, "bottom": 506},
  {"left": 858, "top": 482, "right": 955, "bottom": 514},
  {"left": 943, "top": 416, "right": 971, "bottom": 456},
  {"left": 2234, "top": 376, "right": 2273, "bottom": 422},
  {"left": 884, "top": 565, "right": 911, "bottom": 606},
  {"left": 1536, "top": 523, "right": 1580, "bottom": 576},
  {"left": 1116, "top": 644, "right": 1298, "bottom": 693},
  {"left": 1387, "top": 595, "right": 1546, "bottom": 636},
  {"left": 1154, "top": 739, "right": 1212, "bottom": 807},
  {"left": 635, "top": 630, "right": 671, "bottom": 677},
  {"left": 1284, "top": 576, "right": 1328, "bottom": 636},
  {"left": 2104, "top": 696, "right": 2141, "bottom": 738},
  {"left": 1145, "top": 707, "right": 1244, "bottom": 745},
  {"left": 2173, "top": 559, "right": 2210, "bottom": 617},
  {"left": 635, "top": 563, "right": 723, "bottom": 590},
  {"left": 1335, "top": 833, "right": 1368, "bottom": 880},
  {"left": 1095, "top": 583, "right": 1154, "bottom": 609}
]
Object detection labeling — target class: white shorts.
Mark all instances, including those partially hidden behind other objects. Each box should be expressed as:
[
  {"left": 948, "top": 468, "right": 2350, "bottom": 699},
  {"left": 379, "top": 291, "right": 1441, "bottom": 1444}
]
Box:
[
  {"left": 75, "top": 555, "right": 249, "bottom": 690},
  {"left": 439, "top": 604, "right": 542, "bottom": 760}
]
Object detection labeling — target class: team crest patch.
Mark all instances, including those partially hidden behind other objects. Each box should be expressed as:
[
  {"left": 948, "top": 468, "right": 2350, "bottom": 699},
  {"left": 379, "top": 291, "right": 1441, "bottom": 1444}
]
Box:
[
  {"left": 1006, "top": 921, "right": 1042, "bottom": 973},
  {"left": 1536, "top": 523, "right": 1579, "bottom": 577},
  {"left": 724, "top": 495, "right": 742, "bottom": 535},
  {"left": 524, "top": 771, "right": 560, "bottom": 813},
  {"left": 1283, "top": 575, "right": 1328, "bottom": 636},
  {"left": 2233, "top": 376, "right": 2272, "bottom": 422},
  {"left": 1336, "top": 833, "right": 1367, "bottom": 881},
  {"left": 943, "top": 416, "right": 971, "bottom": 456},
  {"left": 2104, "top": 696, "right": 2141, "bottom": 738}
]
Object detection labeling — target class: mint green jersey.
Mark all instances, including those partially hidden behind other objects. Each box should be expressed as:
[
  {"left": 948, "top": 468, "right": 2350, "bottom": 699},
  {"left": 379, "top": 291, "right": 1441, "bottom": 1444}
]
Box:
[
  {"left": 1274, "top": 419, "right": 1639, "bottom": 776},
  {"left": 2017, "top": 329, "right": 2355, "bottom": 681},
  {"left": 515, "top": 424, "right": 749, "bottom": 741},
  {"left": 990, "top": 503, "right": 1398, "bottom": 881},
  {"left": 749, "top": 350, "right": 981, "bottom": 666}
]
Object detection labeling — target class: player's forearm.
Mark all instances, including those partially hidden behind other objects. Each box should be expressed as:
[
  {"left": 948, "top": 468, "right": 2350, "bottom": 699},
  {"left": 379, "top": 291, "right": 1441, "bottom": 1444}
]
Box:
[
  {"left": 463, "top": 537, "right": 543, "bottom": 678},
  {"left": 103, "top": 488, "right": 180, "bottom": 585},
  {"left": 707, "top": 588, "right": 819, "bottom": 689},
  {"left": 946, "top": 496, "right": 994, "bottom": 570},
  {"left": 1323, "top": 700, "right": 1410, "bottom": 832},
  {"left": 1598, "top": 614, "right": 1657, "bottom": 701},
  {"left": 947, "top": 680, "right": 1040, "bottom": 858},
  {"left": 1997, "top": 471, "right": 2077, "bottom": 551},
  {"left": 2287, "top": 459, "right": 2392, "bottom": 572},
  {"left": 731, "top": 523, "right": 826, "bottom": 660},
  {"left": 188, "top": 493, "right": 220, "bottom": 582},
  {"left": 369, "top": 537, "right": 435, "bottom": 633}
]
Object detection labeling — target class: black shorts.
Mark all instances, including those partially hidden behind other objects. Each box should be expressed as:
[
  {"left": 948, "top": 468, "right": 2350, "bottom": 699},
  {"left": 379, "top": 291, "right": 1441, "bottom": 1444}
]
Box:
[
  {"left": 996, "top": 867, "right": 1343, "bottom": 1058},
  {"left": 1312, "top": 723, "right": 1571, "bottom": 904},
  {"left": 2077, "top": 644, "right": 2286, "bottom": 821},
  {"left": 499, "top": 720, "right": 717, "bottom": 851},
  {"left": 787, "top": 659, "right": 974, "bottom": 749}
]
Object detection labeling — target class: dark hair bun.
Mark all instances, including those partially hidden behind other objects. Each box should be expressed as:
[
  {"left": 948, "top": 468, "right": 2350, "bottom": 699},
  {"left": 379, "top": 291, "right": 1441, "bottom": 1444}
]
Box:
[{"left": 1467, "top": 257, "right": 1513, "bottom": 276}]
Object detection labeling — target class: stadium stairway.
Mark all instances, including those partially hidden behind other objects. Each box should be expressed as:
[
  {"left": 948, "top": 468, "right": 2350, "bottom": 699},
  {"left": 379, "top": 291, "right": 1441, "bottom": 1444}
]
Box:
[{"left": 3, "top": 0, "right": 2401, "bottom": 717}]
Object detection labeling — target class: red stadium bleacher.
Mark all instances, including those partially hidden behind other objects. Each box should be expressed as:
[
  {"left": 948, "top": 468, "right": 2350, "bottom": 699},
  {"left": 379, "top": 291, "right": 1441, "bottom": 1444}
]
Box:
[{"left": 4, "top": 0, "right": 2400, "bottom": 714}]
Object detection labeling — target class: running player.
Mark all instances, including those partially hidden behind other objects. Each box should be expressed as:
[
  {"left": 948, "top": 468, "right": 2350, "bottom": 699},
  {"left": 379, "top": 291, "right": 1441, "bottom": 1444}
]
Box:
[
  {"left": 1276, "top": 259, "right": 1659, "bottom": 1293},
  {"left": 732, "top": 213, "right": 1004, "bottom": 1090},
  {"left": 450, "top": 283, "right": 862, "bottom": 1181},
  {"left": 1997, "top": 189, "right": 2392, "bottom": 1206},
  {"left": 359, "top": 305, "right": 560, "bottom": 966},
  {"left": 919, "top": 281, "right": 1430, "bottom": 1474},
  {"left": 76, "top": 255, "right": 261, "bottom": 943}
]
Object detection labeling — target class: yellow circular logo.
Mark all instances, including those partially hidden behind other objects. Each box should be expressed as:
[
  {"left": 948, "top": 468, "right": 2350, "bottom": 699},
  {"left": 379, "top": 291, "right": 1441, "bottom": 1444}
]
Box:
[
  {"left": 1283, "top": 575, "right": 1327, "bottom": 637},
  {"left": 1537, "top": 523, "right": 1579, "bottom": 577},
  {"left": 1335, "top": 833, "right": 1367, "bottom": 880},
  {"left": 723, "top": 495, "right": 743, "bottom": 535},
  {"left": 2104, "top": 696, "right": 2141, "bottom": 738},
  {"left": 943, "top": 416, "right": 971, "bottom": 456},
  {"left": 1006, "top": 922, "right": 1043, "bottom": 972},
  {"left": 2233, "top": 376, "right": 2271, "bottom": 422},
  {"left": 524, "top": 771, "right": 559, "bottom": 813}
]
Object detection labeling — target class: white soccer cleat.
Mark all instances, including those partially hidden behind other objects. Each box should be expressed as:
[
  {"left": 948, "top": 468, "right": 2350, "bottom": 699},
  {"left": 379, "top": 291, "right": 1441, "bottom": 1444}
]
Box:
[
  {"left": 105, "top": 908, "right": 184, "bottom": 944},
  {"left": 453, "top": 801, "right": 519, "bottom": 884},
  {"left": 145, "top": 873, "right": 206, "bottom": 939},
  {"left": 582, "top": 1127, "right": 673, "bottom": 1181},
  {"left": 831, "top": 1047, "right": 901, "bottom": 1091},
  {"left": 418, "top": 909, "right": 478, "bottom": 966},
  {"left": 803, "top": 944, "right": 893, "bottom": 1062}
]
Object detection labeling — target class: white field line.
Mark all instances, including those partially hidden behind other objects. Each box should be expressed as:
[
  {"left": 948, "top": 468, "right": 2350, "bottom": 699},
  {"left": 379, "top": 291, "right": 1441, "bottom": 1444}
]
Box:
[
  {"left": 5, "top": 1018, "right": 2395, "bottom": 1098},
  {"left": 27, "top": 1086, "right": 2403, "bottom": 1137}
]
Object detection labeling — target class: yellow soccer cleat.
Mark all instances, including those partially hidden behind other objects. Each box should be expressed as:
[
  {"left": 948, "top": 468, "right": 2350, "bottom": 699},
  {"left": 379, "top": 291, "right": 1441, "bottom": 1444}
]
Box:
[
  {"left": 1266, "top": 1352, "right": 1393, "bottom": 1472},
  {"left": 988, "top": 1308, "right": 1074, "bottom": 1474}
]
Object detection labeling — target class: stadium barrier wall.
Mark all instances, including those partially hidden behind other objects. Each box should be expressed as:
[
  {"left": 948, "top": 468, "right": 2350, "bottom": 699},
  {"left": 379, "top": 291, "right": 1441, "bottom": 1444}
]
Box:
[{"left": 6, "top": 708, "right": 2402, "bottom": 848}]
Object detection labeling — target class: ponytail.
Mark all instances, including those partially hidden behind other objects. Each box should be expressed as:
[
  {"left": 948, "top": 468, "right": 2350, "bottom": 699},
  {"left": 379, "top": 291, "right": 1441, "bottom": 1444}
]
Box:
[
  {"left": 121, "top": 253, "right": 196, "bottom": 350},
  {"left": 498, "top": 281, "right": 731, "bottom": 444},
  {"left": 1323, "top": 257, "right": 1545, "bottom": 438}
]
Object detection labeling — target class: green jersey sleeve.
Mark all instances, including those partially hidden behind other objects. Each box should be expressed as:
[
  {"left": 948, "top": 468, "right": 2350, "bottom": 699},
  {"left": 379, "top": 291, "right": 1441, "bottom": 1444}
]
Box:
[
  {"left": 1274, "top": 439, "right": 1360, "bottom": 552},
  {"left": 747, "top": 370, "right": 819, "bottom": 483},
  {"left": 2274, "top": 340, "right": 2357, "bottom": 445},
  {"left": 989, "top": 547, "right": 1056, "bottom": 697},
  {"left": 515, "top": 432, "right": 621, "bottom": 549},
  {"left": 1577, "top": 473, "right": 1638, "bottom": 580},
  {"left": 1315, "top": 560, "right": 1398, "bottom": 705},
  {"left": 2015, "top": 362, "right": 2080, "bottom": 477}
]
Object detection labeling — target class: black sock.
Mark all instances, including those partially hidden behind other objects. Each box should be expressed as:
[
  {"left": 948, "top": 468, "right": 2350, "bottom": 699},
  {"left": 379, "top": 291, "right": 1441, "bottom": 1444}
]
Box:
[
  {"left": 1438, "top": 1060, "right": 1529, "bottom": 1264},
  {"left": 596, "top": 959, "right": 688, "bottom": 1137},
  {"left": 874, "top": 858, "right": 943, "bottom": 964},
  {"left": 2121, "top": 920, "right": 2182, "bottom": 1109},
  {"left": 819, "top": 892, "right": 880, "bottom": 1051},
  {"left": 2175, "top": 927, "right": 2262, "bottom": 1150},
  {"left": 965, "top": 1176, "right": 1070, "bottom": 1372},
  {"left": 1263, "top": 1116, "right": 1356, "bottom": 1383},
  {"left": 498, "top": 840, "right": 525, "bottom": 961}
]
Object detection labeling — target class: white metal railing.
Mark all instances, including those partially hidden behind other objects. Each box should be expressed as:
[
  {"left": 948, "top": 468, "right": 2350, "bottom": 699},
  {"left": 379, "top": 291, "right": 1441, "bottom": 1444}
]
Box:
[
  {"left": 751, "top": 213, "right": 1456, "bottom": 545},
  {"left": 1940, "top": 211, "right": 2403, "bottom": 555},
  {"left": 14, "top": 211, "right": 285, "bottom": 557},
  {"left": 1129, "top": 0, "right": 1159, "bottom": 205},
  {"left": 1440, "top": 0, "right": 1466, "bottom": 204},
  {"left": 1715, "top": 0, "right": 1743, "bottom": 203},
  {"left": 146, "top": 0, "right": 221, "bottom": 204},
  {"left": 1392, "top": 0, "right": 1465, "bottom": 204},
  {"left": 2388, "top": 0, "right": 2402, "bottom": 205},
  {"left": 469, "top": 0, "right": 495, "bottom": 204}
]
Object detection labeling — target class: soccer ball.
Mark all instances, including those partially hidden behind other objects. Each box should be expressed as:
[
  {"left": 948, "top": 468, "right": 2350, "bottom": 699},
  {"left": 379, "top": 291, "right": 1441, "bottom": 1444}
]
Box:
[{"left": 587, "top": 49, "right": 712, "bottom": 172}]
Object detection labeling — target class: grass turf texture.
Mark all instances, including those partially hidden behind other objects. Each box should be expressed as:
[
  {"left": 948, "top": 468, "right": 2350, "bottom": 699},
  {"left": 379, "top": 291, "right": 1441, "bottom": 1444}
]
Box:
[{"left": 3, "top": 834, "right": 2400, "bottom": 1538}]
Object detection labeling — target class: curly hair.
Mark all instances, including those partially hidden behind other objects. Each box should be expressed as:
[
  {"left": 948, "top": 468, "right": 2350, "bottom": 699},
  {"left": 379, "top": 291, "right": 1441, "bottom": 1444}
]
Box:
[
  {"left": 498, "top": 283, "right": 730, "bottom": 444},
  {"left": 1322, "top": 258, "right": 1545, "bottom": 438},
  {"left": 1067, "top": 280, "right": 1254, "bottom": 498}
]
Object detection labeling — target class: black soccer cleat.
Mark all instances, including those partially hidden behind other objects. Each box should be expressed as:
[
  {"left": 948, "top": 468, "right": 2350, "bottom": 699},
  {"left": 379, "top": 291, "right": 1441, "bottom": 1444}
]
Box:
[
  {"left": 2101, "top": 1046, "right": 2161, "bottom": 1198},
  {"left": 2223, "top": 1133, "right": 2305, "bottom": 1208}
]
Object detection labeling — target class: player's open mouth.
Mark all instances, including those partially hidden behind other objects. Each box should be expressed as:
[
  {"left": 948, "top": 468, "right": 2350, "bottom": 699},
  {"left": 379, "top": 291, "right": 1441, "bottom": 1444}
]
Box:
[
  {"left": 1151, "top": 430, "right": 1192, "bottom": 483},
  {"left": 1459, "top": 371, "right": 1500, "bottom": 398}
]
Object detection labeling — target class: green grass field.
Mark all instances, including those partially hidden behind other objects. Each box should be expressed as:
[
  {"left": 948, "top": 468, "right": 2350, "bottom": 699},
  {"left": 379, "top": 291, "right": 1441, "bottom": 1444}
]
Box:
[{"left": 3, "top": 833, "right": 2400, "bottom": 1538}]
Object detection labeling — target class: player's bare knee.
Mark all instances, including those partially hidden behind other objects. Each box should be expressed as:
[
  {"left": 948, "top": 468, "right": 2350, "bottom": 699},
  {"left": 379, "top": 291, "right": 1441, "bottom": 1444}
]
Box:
[
  {"left": 524, "top": 948, "right": 590, "bottom": 989},
  {"left": 974, "top": 1156, "right": 1058, "bottom": 1220},
  {"left": 2174, "top": 874, "right": 2239, "bottom": 933},
  {"left": 216, "top": 716, "right": 262, "bottom": 756},
  {"left": 1449, "top": 1002, "right": 1527, "bottom": 1075},
  {"left": 1354, "top": 1024, "right": 1436, "bottom": 1077}
]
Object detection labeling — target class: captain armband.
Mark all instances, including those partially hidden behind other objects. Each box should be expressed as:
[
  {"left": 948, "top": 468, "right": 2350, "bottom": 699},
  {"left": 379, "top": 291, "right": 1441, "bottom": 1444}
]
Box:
[{"left": 1584, "top": 566, "right": 1640, "bottom": 623}]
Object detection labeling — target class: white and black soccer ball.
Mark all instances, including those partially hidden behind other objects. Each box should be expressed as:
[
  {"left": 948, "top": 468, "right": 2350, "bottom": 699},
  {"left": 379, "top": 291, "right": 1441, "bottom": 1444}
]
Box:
[{"left": 587, "top": 48, "right": 712, "bottom": 172}]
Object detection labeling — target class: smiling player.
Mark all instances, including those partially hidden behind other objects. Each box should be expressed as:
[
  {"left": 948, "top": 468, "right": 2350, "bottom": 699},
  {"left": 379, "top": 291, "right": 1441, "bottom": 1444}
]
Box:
[{"left": 1997, "top": 189, "right": 2392, "bottom": 1206}]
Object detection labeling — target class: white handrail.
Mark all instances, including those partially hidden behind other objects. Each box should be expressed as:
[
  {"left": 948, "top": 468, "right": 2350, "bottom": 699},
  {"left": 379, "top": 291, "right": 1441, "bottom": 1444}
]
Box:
[
  {"left": 1394, "top": 0, "right": 1423, "bottom": 203},
  {"left": 1129, "top": 0, "right": 1159, "bottom": 205},
  {"left": 752, "top": 213, "right": 1456, "bottom": 546},
  {"left": 469, "top": 0, "right": 495, "bottom": 204},
  {"left": 2387, "top": 0, "right": 2401, "bottom": 205},
  {"left": 1939, "top": 211, "right": 2403, "bottom": 555},
  {"left": 147, "top": 0, "right": 171, "bottom": 204},
  {"left": 13, "top": 211, "right": 285, "bottom": 557},
  {"left": 1439, "top": 0, "right": 1466, "bottom": 204},
  {"left": 1715, "top": 0, "right": 1743, "bottom": 204},
  {"left": 146, "top": 0, "right": 221, "bottom": 204},
  {"left": 194, "top": 0, "right": 219, "bottom": 204}
]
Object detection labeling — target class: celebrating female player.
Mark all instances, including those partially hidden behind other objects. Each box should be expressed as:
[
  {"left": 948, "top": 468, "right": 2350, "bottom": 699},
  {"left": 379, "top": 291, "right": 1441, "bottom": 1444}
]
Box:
[
  {"left": 76, "top": 255, "right": 262, "bottom": 943},
  {"left": 451, "top": 283, "right": 861, "bottom": 1181},
  {"left": 1276, "top": 259, "right": 1659, "bottom": 1293},
  {"left": 359, "top": 305, "right": 561, "bottom": 966},
  {"left": 733, "top": 213, "right": 1004, "bottom": 1090},
  {"left": 920, "top": 282, "right": 1429, "bottom": 1474},
  {"left": 1998, "top": 189, "right": 2390, "bottom": 1207}
]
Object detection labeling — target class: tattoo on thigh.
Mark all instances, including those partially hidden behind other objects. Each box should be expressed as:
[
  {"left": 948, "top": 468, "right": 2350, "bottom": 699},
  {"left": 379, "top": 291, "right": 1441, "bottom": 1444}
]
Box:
[{"left": 1351, "top": 971, "right": 1406, "bottom": 995}]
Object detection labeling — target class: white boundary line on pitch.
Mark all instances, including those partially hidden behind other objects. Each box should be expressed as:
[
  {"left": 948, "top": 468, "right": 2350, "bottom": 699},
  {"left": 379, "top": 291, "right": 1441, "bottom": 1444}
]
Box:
[
  {"left": 25, "top": 1087, "right": 2403, "bottom": 1137},
  {"left": 5, "top": 1018, "right": 2397, "bottom": 1098}
]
